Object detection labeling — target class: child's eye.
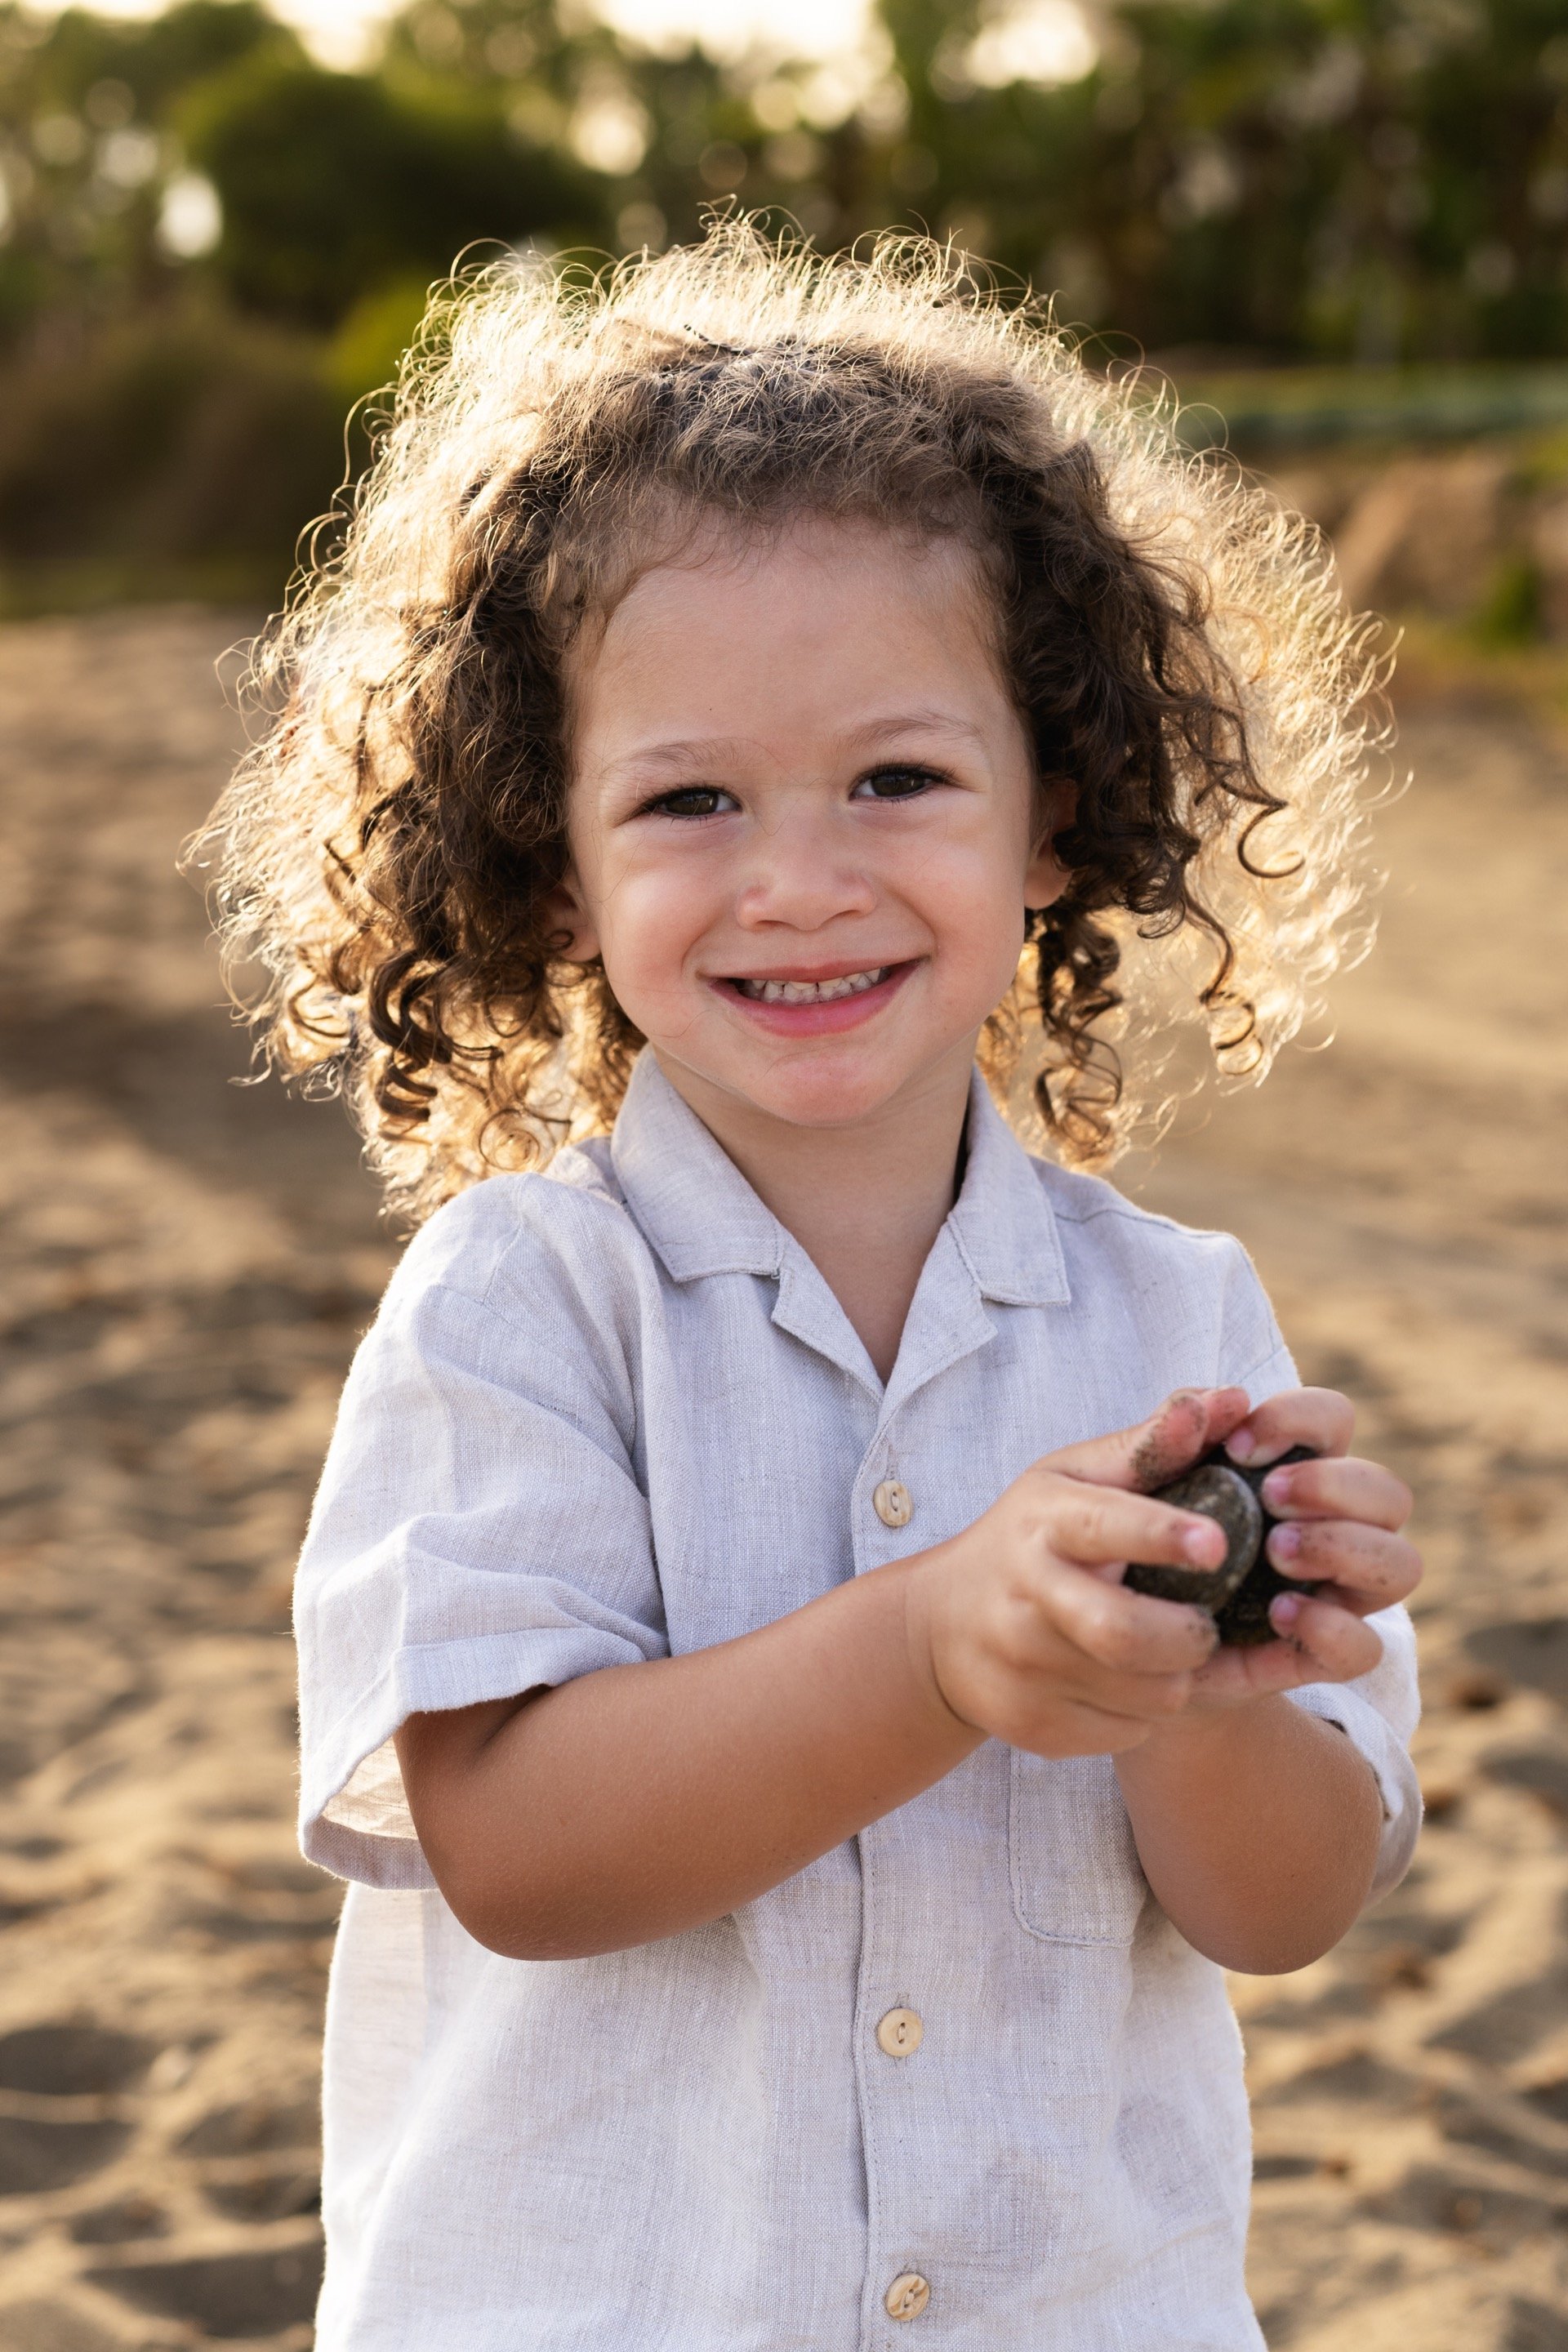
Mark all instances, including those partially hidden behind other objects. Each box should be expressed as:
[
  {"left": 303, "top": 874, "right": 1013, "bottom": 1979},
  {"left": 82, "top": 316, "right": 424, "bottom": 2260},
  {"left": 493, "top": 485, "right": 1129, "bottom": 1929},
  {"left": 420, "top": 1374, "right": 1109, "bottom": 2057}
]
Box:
[
  {"left": 644, "top": 786, "right": 736, "bottom": 819},
  {"left": 853, "top": 764, "right": 944, "bottom": 801}
]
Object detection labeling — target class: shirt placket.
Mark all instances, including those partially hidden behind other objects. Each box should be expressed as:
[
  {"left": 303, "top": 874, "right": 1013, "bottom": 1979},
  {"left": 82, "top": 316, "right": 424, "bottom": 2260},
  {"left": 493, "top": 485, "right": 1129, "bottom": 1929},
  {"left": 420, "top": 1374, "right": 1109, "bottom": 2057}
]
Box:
[
  {"left": 766, "top": 1205, "right": 1008, "bottom": 2345},
  {"left": 847, "top": 1312, "right": 997, "bottom": 2351}
]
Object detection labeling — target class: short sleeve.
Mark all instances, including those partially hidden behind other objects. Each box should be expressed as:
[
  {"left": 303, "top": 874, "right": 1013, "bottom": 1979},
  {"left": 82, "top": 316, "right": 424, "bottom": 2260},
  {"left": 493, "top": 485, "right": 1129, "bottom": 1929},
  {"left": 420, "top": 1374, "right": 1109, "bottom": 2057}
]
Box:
[
  {"left": 1214, "top": 1234, "right": 1297, "bottom": 1409},
  {"left": 1215, "top": 1238, "right": 1422, "bottom": 1904},
  {"left": 1287, "top": 1608, "right": 1422, "bottom": 1902},
  {"left": 294, "top": 1189, "right": 665, "bottom": 1890}
]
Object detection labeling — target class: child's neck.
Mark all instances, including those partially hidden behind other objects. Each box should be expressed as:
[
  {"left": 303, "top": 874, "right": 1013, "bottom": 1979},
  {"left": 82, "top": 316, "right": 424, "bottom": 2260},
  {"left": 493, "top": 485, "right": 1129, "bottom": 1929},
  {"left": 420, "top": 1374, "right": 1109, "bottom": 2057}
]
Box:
[{"left": 652, "top": 1049, "right": 973, "bottom": 1385}]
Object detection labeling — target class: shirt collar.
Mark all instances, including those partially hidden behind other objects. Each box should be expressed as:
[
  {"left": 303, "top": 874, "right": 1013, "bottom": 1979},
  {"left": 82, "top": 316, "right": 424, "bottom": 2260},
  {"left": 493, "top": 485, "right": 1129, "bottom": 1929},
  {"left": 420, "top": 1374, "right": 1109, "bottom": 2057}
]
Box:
[{"left": 609, "top": 1051, "right": 1071, "bottom": 1309}]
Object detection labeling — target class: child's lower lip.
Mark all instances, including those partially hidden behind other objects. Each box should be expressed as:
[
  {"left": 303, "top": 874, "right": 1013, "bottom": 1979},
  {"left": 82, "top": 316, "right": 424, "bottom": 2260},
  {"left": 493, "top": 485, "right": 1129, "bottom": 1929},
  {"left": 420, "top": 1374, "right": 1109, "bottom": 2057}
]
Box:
[{"left": 713, "top": 963, "right": 916, "bottom": 1034}]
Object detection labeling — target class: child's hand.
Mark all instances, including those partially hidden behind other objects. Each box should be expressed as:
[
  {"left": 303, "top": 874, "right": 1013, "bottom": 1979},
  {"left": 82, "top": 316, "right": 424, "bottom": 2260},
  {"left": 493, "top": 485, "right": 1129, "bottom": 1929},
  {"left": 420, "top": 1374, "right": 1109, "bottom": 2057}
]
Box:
[
  {"left": 905, "top": 1385, "right": 1420, "bottom": 1757},
  {"left": 1183, "top": 1385, "right": 1421, "bottom": 1711},
  {"left": 905, "top": 1387, "right": 1246, "bottom": 1757}
]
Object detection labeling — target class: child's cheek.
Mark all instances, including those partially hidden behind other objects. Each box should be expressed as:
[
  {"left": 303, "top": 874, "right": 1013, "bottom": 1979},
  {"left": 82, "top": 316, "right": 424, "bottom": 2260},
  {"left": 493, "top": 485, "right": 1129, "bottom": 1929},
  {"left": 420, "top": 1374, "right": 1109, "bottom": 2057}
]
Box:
[
  {"left": 597, "top": 864, "right": 716, "bottom": 1014},
  {"left": 910, "top": 838, "right": 1031, "bottom": 998}
]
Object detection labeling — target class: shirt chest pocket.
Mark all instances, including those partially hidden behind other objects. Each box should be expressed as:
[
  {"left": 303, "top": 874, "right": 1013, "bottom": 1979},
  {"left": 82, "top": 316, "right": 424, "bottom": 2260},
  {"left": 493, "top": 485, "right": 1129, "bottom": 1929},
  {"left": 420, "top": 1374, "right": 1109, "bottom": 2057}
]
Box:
[{"left": 1009, "top": 1750, "right": 1150, "bottom": 1944}]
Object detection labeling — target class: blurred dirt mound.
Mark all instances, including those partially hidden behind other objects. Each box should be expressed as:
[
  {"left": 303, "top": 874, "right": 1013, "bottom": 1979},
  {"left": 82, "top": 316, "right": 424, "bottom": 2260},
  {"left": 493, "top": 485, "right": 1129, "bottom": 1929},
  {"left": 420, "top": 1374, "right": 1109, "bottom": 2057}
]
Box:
[
  {"left": 0, "top": 607, "right": 1564, "bottom": 2348},
  {"left": 1269, "top": 443, "right": 1565, "bottom": 639},
  {"left": 1330, "top": 450, "right": 1516, "bottom": 619}
]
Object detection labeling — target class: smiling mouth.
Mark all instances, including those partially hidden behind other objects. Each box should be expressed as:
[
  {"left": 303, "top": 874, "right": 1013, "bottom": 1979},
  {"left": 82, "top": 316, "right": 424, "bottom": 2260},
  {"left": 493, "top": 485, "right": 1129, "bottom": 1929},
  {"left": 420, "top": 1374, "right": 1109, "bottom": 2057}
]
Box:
[{"left": 729, "top": 966, "right": 890, "bottom": 1004}]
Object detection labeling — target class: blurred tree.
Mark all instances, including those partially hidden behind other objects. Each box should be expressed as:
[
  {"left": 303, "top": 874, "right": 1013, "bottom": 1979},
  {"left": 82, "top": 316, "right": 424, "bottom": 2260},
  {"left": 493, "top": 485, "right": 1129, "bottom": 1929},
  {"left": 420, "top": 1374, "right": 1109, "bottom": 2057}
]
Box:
[
  {"left": 3, "top": 0, "right": 1568, "bottom": 612},
  {"left": 0, "top": 1, "right": 289, "bottom": 338},
  {"left": 0, "top": 301, "right": 342, "bottom": 600},
  {"left": 377, "top": 0, "right": 830, "bottom": 263},
  {"left": 180, "top": 47, "right": 604, "bottom": 323},
  {"left": 873, "top": 0, "right": 1568, "bottom": 361},
  {"left": 2, "top": 0, "right": 1566, "bottom": 364}
]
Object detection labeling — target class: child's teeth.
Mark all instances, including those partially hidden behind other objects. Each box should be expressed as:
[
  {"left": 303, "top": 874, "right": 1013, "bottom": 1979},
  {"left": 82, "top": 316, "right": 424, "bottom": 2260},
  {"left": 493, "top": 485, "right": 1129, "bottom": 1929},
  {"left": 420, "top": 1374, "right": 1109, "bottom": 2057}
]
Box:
[{"left": 745, "top": 968, "right": 886, "bottom": 1004}]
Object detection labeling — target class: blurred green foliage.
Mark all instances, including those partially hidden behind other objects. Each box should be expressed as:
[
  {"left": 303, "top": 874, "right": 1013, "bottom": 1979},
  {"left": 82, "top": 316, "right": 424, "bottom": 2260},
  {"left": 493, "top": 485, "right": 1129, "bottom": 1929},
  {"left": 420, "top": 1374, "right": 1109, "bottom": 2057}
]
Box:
[
  {"left": 1, "top": 0, "right": 1566, "bottom": 604},
  {"left": 180, "top": 46, "right": 599, "bottom": 323},
  {"left": 0, "top": 301, "right": 341, "bottom": 608}
]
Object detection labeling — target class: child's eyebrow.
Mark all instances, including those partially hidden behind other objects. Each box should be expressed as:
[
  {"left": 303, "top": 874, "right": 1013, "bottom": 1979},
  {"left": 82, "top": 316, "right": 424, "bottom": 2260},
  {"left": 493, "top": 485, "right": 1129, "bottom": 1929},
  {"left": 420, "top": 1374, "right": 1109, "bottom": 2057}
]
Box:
[
  {"left": 607, "top": 737, "right": 755, "bottom": 778},
  {"left": 844, "top": 709, "right": 989, "bottom": 752},
  {"left": 599, "top": 708, "right": 989, "bottom": 789}
]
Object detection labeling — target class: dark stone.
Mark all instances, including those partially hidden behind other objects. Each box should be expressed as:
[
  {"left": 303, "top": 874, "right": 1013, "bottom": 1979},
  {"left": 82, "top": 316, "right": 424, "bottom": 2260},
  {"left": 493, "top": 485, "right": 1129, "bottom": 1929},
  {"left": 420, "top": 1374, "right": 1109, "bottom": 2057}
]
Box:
[
  {"left": 1363, "top": 2163, "right": 1557, "bottom": 2243},
  {"left": 1526, "top": 2079, "right": 1568, "bottom": 2128},
  {"left": 203, "top": 2166, "right": 321, "bottom": 2222},
  {"left": 1121, "top": 1464, "right": 1262, "bottom": 1611},
  {"left": 1259, "top": 2051, "right": 1419, "bottom": 2108},
  {"left": 1481, "top": 1748, "right": 1568, "bottom": 1817},
  {"left": 1126, "top": 1444, "right": 1321, "bottom": 1645},
  {"left": 1508, "top": 2297, "right": 1568, "bottom": 2351}
]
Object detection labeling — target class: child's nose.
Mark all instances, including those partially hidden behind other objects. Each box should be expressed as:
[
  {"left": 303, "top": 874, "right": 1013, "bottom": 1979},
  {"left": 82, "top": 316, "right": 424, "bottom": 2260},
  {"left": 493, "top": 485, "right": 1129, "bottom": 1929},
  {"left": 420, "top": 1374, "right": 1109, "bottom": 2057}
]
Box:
[{"left": 733, "top": 811, "right": 877, "bottom": 930}]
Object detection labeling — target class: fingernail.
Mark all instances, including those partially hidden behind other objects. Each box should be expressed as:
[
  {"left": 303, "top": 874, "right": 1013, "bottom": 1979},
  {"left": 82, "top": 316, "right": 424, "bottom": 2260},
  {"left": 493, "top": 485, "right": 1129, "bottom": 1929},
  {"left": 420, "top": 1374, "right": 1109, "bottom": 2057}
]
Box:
[
  {"left": 1261, "top": 1467, "right": 1295, "bottom": 1508},
  {"left": 1225, "top": 1427, "right": 1255, "bottom": 1462},
  {"left": 1269, "top": 1522, "right": 1303, "bottom": 1563},
  {"left": 1271, "top": 1592, "right": 1303, "bottom": 1630},
  {"left": 1183, "top": 1519, "right": 1223, "bottom": 1566}
]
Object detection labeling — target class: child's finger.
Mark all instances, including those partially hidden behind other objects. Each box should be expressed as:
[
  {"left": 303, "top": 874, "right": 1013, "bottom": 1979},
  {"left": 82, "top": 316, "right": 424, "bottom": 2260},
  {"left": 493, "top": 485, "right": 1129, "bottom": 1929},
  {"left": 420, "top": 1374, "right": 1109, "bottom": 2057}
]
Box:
[
  {"left": 1266, "top": 1519, "right": 1422, "bottom": 1614},
  {"left": 1223, "top": 1385, "right": 1355, "bottom": 1468},
  {"left": 1029, "top": 1474, "right": 1229, "bottom": 1575},
  {"left": 1267, "top": 1591, "right": 1386, "bottom": 1680},
  {"left": 1039, "top": 1388, "right": 1252, "bottom": 1496},
  {"left": 1189, "top": 1633, "right": 1334, "bottom": 1705},
  {"left": 1259, "top": 1454, "right": 1413, "bottom": 1534},
  {"left": 1040, "top": 1557, "right": 1220, "bottom": 1678}
]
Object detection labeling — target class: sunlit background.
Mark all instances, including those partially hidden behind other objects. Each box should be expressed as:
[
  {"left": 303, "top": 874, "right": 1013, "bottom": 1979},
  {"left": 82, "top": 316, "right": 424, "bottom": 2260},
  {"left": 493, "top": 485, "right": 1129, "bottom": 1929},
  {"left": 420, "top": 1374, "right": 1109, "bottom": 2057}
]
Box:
[
  {"left": 36, "top": 0, "right": 881, "bottom": 66},
  {"left": 2, "top": 0, "right": 1566, "bottom": 617}
]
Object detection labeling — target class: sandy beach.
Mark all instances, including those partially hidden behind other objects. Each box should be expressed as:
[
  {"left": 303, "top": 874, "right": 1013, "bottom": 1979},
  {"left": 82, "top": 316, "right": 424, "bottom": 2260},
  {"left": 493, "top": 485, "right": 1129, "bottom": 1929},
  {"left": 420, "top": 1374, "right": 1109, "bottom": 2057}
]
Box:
[{"left": 0, "top": 604, "right": 1563, "bottom": 2350}]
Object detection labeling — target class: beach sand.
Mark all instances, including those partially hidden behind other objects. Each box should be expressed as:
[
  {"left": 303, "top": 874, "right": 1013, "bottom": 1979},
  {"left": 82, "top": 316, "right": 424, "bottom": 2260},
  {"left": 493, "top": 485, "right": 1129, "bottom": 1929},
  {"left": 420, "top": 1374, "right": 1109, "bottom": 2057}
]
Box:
[{"left": 0, "top": 606, "right": 1562, "bottom": 2350}]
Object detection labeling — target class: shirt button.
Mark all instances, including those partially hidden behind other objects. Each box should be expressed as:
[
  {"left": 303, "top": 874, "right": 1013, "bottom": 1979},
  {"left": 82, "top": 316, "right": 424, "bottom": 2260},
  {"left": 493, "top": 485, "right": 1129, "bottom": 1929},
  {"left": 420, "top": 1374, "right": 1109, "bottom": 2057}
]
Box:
[
  {"left": 875, "top": 2007, "right": 924, "bottom": 2058},
  {"left": 873, "top": 1478, "right": 912, "bottom": 1528},
  {"left": 885, "top": 2273, "right": 931, "bottom": 2322}
]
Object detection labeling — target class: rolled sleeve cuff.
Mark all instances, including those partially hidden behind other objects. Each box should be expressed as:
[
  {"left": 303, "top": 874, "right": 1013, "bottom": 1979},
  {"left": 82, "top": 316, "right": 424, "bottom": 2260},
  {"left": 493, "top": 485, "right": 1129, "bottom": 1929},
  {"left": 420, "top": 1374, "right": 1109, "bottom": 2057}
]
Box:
[
  {"left": 1285, "top": 1680, "right": 1423, "bottom": 1904},
  {"left": 300, "top": 1624, "right": 650, "bottom": 1889}
]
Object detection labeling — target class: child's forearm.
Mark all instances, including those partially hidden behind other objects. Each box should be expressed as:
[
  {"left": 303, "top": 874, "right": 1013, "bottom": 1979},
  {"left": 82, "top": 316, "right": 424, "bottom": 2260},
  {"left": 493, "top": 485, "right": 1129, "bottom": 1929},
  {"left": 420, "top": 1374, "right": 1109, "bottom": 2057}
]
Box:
[
  {"left": 396, "top": 1389, "right": 1407, "bottom": 1967},
  {"left": 1113, "top": 1698, "right": 1383, "bottom": 1974},
  {"left": 395, "top": 1416, "right": 1236, "bottom": 1962},
  {"left": 395, "top": 1563, "right": 983, "bottom": 1961}
]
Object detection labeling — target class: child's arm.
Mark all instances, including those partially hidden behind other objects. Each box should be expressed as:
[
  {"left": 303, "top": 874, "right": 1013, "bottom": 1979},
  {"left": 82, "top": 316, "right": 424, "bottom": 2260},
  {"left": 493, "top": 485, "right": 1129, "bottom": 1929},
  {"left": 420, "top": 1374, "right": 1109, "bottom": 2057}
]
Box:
[
  {"left": 1111, "top": 1699, "right": 1383, "bottom": 1975},
  {"left": 397, "top": 1385, "right": 1417, "bottom": 1965},
  {"left": 394, "top": 1399, "right": 1223, "bottom": 1961},
  {"left": 1110, "top": 1391, "right": 1414, "bottom": 1973}
]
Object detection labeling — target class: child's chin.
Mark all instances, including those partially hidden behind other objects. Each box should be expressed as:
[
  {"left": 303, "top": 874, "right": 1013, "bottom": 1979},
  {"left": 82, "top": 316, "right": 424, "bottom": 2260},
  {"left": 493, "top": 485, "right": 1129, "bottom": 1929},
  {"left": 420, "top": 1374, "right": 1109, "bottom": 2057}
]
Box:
[{"left": 737, "top": 1062, "right": 910, "bottom": 1129}]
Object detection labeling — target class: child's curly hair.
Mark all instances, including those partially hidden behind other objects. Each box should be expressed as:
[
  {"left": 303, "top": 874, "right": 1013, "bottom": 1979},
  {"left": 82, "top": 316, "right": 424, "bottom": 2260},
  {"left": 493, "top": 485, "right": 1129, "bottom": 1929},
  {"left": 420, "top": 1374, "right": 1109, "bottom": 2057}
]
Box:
[{"left": 195, "top": 218, "right": 1382, "bottom": 1224}]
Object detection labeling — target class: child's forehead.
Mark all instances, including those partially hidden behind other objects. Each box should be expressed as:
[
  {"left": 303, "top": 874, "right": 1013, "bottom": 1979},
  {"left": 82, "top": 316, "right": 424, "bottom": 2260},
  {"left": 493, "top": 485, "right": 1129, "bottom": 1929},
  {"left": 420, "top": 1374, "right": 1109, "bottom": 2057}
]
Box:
[
  {"left": 568, "top": 518, "right": 1003, "bottom": 715},
  {"left": 565, "top": 506, "right": 1002, "bottom": 673}
]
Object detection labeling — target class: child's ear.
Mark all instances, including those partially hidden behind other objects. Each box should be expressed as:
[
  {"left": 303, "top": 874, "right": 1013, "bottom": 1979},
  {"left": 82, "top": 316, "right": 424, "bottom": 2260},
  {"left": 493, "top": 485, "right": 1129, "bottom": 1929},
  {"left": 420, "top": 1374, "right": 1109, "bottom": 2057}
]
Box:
[
  {"left": 541, "top": 863, "right": 601, "bottom": 965},
  {"left": 1024, "top": 780, "right": 1077, "bottom": 913}
]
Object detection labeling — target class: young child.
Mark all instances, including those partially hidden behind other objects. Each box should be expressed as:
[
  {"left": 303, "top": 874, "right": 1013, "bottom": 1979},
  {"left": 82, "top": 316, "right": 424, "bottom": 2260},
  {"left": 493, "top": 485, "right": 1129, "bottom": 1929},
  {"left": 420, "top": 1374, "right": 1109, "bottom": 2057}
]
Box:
[{"left": 207, "top": 224, "right": 1421, "bottom": 2348}]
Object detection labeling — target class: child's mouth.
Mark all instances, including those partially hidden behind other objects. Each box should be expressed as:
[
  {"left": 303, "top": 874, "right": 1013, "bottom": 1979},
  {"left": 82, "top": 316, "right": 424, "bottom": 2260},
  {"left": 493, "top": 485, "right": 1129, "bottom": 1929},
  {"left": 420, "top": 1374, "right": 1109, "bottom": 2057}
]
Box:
[
  {"left": 731, "top": 967, "right": 888, "bottom": 1004},
  {"left": 715, "top": 960, "right": 914, "bottom": 1033}
]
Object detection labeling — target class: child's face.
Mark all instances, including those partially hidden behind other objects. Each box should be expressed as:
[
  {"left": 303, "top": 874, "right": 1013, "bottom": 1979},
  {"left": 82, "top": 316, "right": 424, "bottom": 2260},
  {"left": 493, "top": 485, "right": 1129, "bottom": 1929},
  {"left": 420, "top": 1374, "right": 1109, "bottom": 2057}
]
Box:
[{"left": 556, "top": 513, "right": 1068, "bottom": 1134}]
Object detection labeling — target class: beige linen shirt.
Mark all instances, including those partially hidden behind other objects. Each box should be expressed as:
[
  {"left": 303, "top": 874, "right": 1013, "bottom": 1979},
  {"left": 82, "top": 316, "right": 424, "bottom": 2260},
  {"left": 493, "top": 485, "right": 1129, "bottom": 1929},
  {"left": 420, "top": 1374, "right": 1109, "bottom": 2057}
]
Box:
[{"left": 297, "top": 1053, "right": 1420, "bottom": 2352}]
